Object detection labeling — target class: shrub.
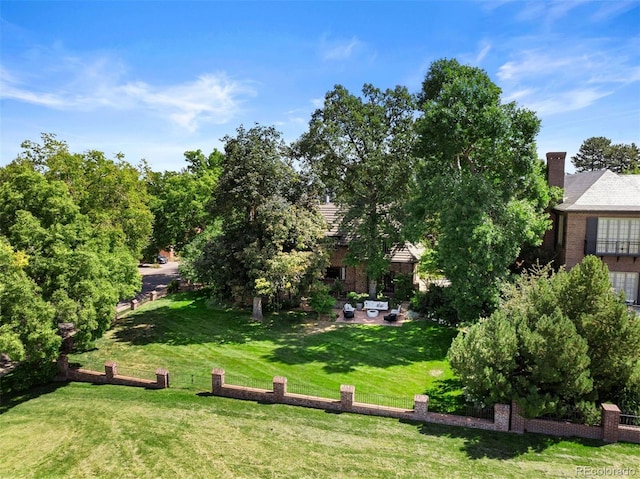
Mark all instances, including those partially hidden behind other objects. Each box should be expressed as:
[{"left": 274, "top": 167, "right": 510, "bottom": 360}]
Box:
[
  {"left": 167, "top": 279, "right": 181, "bottom": 294},
  {"left": 411, "top": 284, "right": 458, "bottom": 325},
  {"left": 2, "top": 360, "right": 58, "bottom": 393},
  {"left": 330, "top": 279, "right": 345, "bottom": 298},
  {"left": 309, "top": 283, "right": 336, "bottom": 316},
  {"left": 346, "top": 291, "right": 369, "bottom": 305},
  {"left": 392, "top": 273, "right": 415, "bottom": 301}
]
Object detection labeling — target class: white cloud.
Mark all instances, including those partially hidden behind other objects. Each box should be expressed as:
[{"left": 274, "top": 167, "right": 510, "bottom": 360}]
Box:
[
  {"left": 497, "top": 52, "right": 573, "bottom": 82},
  {"left": 319, "top": 35, "right": 365, "bottom": 61},
  {"left": 496, "top": 40, "right": 640, "bottom": 116},
  {"left": 487, "top": 0, "right": 637, "bottom": 28},
  {"left": 0, "top": 51, "right": 256, "bottom": 132},
  {"left": 589, "top": 0, "right": 639, "bottom": 21},
  {"left": 475, "top": 41, "right": 492, "bottom": 64},
  {"left": 516, "top": 0, "right": 591, "bottom": 24},
  {"left": 524, "top": 88, "right": 613, "bottom": 115},
  {"left": 118, "top": 74, "right": 256, "bottom": 131}
]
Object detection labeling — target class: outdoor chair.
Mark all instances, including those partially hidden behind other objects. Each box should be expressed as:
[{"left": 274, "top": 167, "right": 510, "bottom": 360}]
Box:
[
  {"left": 343, "top": 303, "right": 355, "bottom": 319},
  {"left": 384, "top": 305, "right": 401, "bottom": 322}
]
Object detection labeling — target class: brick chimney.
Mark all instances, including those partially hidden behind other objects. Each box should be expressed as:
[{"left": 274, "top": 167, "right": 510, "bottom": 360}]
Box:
[{"left": 546, "top": 152, "right": 566, "bottom": 188}]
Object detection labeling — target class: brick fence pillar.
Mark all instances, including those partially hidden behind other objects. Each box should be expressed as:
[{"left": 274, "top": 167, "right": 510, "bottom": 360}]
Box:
[
  {"left": 340, "top": 385, "right": 355, "bottom": 411},
  {"left": 601, "top": 403, "right": 621, "bottom": 443},
  {"left": 273, "top": 376, "right": 287, "bottom": 402},
  {"left": 212, "top": 368, "right": 225, "bottom": 394},
  {"left": 494, "top": 404, "right": 511, "bottom": 432},
  {"left": 150, "top": 291, "right": 158, "bottom": 301},
  {"left": 156, "top": 368, "right": 169, "bottom": 389},
  {"left": 414, "top": 394, "right": 429, "bottom": 420},
  {"left": 130, "top": 299, "right": 139, "bottom": 311},
  {"left": 105, "top": 361, "right": 117, "bottom": 381},
  {"left": 510, "top": 400, "right": 525, "bottom": 434}
]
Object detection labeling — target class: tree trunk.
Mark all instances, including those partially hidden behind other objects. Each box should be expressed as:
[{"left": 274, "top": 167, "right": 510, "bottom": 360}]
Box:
[
  {"left": 368, "top": 279, "right": 377, "bottom": 299},
  {"left": 252, "top": 296, "right": 264, "bottom": 321}
]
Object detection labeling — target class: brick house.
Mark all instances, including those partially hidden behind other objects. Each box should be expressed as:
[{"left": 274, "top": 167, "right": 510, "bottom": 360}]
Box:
[
  {"left": 318, "top": 202, "right": 423, "bottom": 295},
  {"left": 544, "top": 152, "right": 640, "bottom": 304}
]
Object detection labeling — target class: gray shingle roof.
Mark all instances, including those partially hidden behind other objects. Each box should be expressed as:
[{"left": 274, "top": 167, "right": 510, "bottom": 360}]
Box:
[
  {"left": 555, "top": 170, "right": 640, "bottom": 212},
  {"left": 318, "top": 202, "right": 423, "bottom": 263}
]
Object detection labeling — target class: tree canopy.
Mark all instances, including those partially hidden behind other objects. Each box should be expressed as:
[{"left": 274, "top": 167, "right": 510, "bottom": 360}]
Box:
[
  {"left": 17, "top": 134, "right": 153, "bottom": 257},
  {"left": 449, "top": 256, "right": 640, "bottom": 418},
  {"left": 186, "top": 125, "right": 328, "bottom": 320},
  {"left": 296, "top": 84, "right": 416, "bottom": 296},
  {"left": 0, "top": 135, "right": 145, "bottom": 385},
  {"left": 0, "top": 237, "right": 60, "bottom": 383},
  {"left": 143, "top": 148, "right": 222, "bottom": 256},
  {"left": 411, "top": 59, "right": 552, "bottom": 322},
  {"left": 571, "top": 136, "right": 639, "bottom": 174}
]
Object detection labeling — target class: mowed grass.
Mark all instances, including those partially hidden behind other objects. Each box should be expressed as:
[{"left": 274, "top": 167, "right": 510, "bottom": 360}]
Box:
[
  {"left": 1, "top": 292, "right": 638, "bottom": 478},
  {"left": 1, "top": 382, "right": 638, "bottom": 479},
  {"left": 68, "top": 292, "right": 462, "bottom": 405}
]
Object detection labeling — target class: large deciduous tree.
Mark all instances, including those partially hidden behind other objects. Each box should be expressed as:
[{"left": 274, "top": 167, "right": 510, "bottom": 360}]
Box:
[
  {"left": 449, "top": 257, "right": 640, "bottom": 418},
  {"left": 0, "top": 238, "right": 61, "bottom": 384},
  {"left": 143, "top": 149, "right": 222, "bottom": 256},
  {"left": 18, "top": 134, "right": 153, "bottom": 258},
  {"left": 572, "top": 136, "right": 639, "bottom": 174},
  {"left": 0, "top": 135, "right": 145, "bottom": 377},
  {"left": 296, "top": 84, "right": 416, "bottom": 297},
  {"left": 191, "top": 125, "right": 328, "bottom": 320},
  {"left": 412, "top": 59, "right": 552, "bottom": 322}
]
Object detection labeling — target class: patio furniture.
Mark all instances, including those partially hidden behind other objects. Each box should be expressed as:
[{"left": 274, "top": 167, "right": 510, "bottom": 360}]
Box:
[
  {"left": 343, "top": 303, "right": 355, "bottom": 319},
  {"left": 364, "top": 300, "right": 388, "bottom": 311},
  {"left": 384, "top": 305, "right": 402, "bottom": 322},
  {"left": 366, "top": 309, "right": 379, "bottom": 318}
]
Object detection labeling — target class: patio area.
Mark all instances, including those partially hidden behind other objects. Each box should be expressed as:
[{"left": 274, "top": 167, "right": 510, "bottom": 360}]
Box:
[{"left": 334, "top": 303, "right": 408, "bottom": 326}]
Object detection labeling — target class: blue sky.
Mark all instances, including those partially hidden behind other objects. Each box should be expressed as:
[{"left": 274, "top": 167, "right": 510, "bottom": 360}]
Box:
[{"left": 1, "top": 1, "right": 639, "bottom": 173}]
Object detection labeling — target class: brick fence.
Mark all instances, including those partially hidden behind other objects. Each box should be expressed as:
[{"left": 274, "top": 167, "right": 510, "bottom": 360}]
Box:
[
  {"left": 116, "top": 289, "right": 169, "bottom": 318},
  {"left": 509, "top": 401, "right": 640, "bottom": 443},
  {"left": 211, "top": 368, "right": 511, "bottom": 431},
  {"left": 57, "top": 359, "right": 640, "bottom": 444},
  {"left": 211, "top": 369, "right": 638, "bottom": 443},
  {"left": 57, "top": 356, "right": 168, "bottom": 389}
]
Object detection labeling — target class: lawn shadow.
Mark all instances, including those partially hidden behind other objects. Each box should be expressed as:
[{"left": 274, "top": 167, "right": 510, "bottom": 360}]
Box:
[
  {"left": 265, "top": 320, "right": 458, "bottom": 373},
  {"left": 109, "top": 292, "right": 459, "bottom": 373},
  {"left": 423, "top": 377, "right": 466, "bottom": 413},
  {"left": 402, "top": 419, "right": 603, "bottom": 460},
  {"left": 112, "top": 294, "right": 312, "bottom": 347},
  {"left": 0, "top": 380, "right": 68, "bottom": 415}
]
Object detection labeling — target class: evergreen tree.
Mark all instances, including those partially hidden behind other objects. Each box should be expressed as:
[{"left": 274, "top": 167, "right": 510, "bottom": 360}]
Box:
[
  {"left": 572, "top": 137, "right": 639, "bottom": 174},
  {"left": 449, "top": 257, "right": 640, "bottom": 417}
]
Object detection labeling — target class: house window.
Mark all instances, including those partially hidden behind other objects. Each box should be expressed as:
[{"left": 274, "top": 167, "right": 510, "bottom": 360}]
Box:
[
  {"left": 609, "top": 272, "right": 639, "bottom": 304},
  {"left": 592, "top": 218, "right": 640, "bottom": 256},
  {"left": 325, "top": 266, "right": 345, "bottom": 281},
  {"left": 556, "top": 214, "right": 564, "bottom": 247}
]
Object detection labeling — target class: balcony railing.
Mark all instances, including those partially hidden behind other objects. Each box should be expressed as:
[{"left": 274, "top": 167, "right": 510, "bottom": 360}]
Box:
[{"left": 585, "top": 240, "right": 640, "bottom": 257}]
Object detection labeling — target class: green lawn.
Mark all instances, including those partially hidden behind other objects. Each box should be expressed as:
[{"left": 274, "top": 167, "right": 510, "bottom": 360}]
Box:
[
  {"left": 68, "top": 293, "right": 462, "bottom": 407},
  {"left": 1, "top": 382, "right": 638, "bottom": 479},
  {"left": 1, "top": 292, "right": 638, "bottom": 478}
]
